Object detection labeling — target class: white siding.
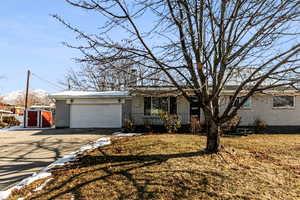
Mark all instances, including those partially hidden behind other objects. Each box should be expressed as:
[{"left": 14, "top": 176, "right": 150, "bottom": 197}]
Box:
[
  {"left": 177, "top": 96, "right": 190, "bottom": 124},
  {"left": 131, "top": 96, "right": 144, "bottom": 125},
  {"left": 221, "top": 95, "right": 300, "bottom": 126},
  {"left": 55, "top": 100, "right": 70, "bottom": 128}
]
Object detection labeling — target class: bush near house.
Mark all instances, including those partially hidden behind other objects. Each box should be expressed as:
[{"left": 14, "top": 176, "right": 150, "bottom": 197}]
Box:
[
  {"left": 124, "top": 119, "right": 135, "bottom": 133},
  {"left": 221, "top": 115, "right": 241, "bottom": 134},
  {"left": 2, "top": 116, "right": 21, "bottom": 126},
  {"left": 190, "top": 116, "right": 201, "bottom": 134},
  {"left": 253, "top": 118, "right": 267, "bottom": 133},
  {"left": 159, "top": 112, "right": 181, "bottom": 133},
  {"left": 190, "top": 116, "right": 207, "bottom": 134},
  {"left": 0, "top": 122, "right": 8, "bottom": 128}
]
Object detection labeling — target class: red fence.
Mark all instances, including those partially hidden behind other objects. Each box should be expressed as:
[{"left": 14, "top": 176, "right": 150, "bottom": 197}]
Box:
[{"left": 26, "top": 110, "right": 53, "bottom": 128}]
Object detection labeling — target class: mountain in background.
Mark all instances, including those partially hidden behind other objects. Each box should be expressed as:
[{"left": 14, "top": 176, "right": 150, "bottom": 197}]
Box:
[{"left": 1, "top": 89, "right": 50, "bottom": 105}]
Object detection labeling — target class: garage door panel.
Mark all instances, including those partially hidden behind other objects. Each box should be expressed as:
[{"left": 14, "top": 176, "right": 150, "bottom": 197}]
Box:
[{"left": 70, "top": 104, "right": 122, "bottom": 128}]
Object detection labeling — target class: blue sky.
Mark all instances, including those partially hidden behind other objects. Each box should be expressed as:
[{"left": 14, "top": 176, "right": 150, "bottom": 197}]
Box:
[
  {"left": 0, "top": 0, "right": 103, "bottom": 94},
  {"left": 2, "top": 1, "right": 296, "bottom": 95}
]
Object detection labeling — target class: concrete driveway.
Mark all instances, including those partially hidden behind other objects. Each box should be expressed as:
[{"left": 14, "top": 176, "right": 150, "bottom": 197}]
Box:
[{"left": 0, "top": 128, "right": 114, "bottom": 190}]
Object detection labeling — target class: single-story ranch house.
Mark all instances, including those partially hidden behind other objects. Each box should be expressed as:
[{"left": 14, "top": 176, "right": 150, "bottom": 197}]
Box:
[{"left": 50, "top": 87, "right": 300, "bottom": 132}]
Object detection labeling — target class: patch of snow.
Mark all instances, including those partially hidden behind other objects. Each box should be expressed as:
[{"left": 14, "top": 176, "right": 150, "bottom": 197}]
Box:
[
  {"left": 33, "top": 178, "right": 54, "bottom": 192},
  {"left": 0, "top": 126, "right": 22, "bottom": 131},
  {"left": 42, "top": 137, "right": 110, "bottom": 172},
  {"left": 79, "top": 137, "right": 111, "bottom": 152},
  {"left": 0, "top": 126, "right": 53, "bottom": 132},
  {"left": 0, "top": 172, "right": 51, "bottom": 200},
  {"left": 112, "top": 132, "right": 142, "bottom": 136},
  {"left": 50, "top": 90, "right": 129, "bottom": 99},
  {"left": 14, "top": 116, "right": 24, "bottom": 125},
  {"left": 45, "top": 153, "right": 78, "bottom": 170},
  {"left": 0, "top": 137, "right": 111, "bottom": 200}
]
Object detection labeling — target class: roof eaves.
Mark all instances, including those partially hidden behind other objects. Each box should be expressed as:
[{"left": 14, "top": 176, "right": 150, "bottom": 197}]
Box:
[{"left": 49, "top": 94, "right": 132, "bottom": 100}]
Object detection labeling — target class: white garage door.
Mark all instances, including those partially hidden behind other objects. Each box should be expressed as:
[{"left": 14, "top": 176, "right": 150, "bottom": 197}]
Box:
[{"left": 70, "top": 104, "right": 122, "bottom": 128}]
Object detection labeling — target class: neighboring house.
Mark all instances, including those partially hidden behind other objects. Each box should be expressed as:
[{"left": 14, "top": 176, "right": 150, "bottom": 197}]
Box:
[
  {"left": 0, "top": 103, "right": 24, "bottom": 115},
  {"left": 50, "top": 87, "right": 300, "bottom": 131},
  {"left": 11, "top": 106, "right": 25, "bottom": 115},
  {"left": 0, "top": 110, "right": 13, "bottom": 122},
  {"left": 0, "top": 103, "right": 13, "bottom": 112}
]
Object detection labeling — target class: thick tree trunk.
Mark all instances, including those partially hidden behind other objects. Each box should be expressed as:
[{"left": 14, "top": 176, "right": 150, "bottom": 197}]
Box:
[{"left": 205, "top": 115, "right": 221, "bottom": 153}]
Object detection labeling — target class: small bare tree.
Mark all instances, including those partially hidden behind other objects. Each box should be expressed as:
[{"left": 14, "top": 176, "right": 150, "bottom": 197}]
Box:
[
  {"left": 55, "top": 0, "right": 300, "bottom": 153},
  {"left": 0, "top": 96, "right": 4, "bottom": 105},
  {"left": 63, "top": 58, "right": 145, "bottom": 91},
  {"left": 13, "top": 91, "right": 51, "bottom": 107}
]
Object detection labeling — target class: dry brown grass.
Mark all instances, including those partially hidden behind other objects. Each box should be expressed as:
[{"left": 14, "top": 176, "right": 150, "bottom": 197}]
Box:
[{"left": 8, "top": 134, "right": 300, "bottom": 200}]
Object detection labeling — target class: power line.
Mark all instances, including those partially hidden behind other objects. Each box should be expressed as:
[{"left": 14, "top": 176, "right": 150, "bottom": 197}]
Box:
[{"left": 31, "top": 72, "right": 65, "bottom": 90}]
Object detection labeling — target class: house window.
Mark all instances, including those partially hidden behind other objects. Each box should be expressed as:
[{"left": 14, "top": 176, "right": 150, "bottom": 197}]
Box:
[
  {"left": 144, "top": 96, "right": 177, "bottom": 115},
  {"left": 152, "top": 97, "right": 169, "bottom": 115},
  {"left": 233, "top": 96, "right": 251, "bottom": 109},
  {"left": 273, "top": 96, "right": 294, "bottom": 108}
]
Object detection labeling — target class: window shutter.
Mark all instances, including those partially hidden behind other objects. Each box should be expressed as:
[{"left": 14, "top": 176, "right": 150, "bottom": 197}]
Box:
[
  {"left": 144, "top": 97, "right": 151, "bottom": 115},
  {"left": 170, "top": 96, "right": 177, "bottom": 114}
]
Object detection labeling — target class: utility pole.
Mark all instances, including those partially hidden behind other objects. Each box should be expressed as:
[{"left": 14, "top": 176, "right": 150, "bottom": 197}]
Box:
[
  {"left": 24, "top": 70, "right": 31, "bottom": 128},
  {"left": 68, "top": 78, "right": 71, "bottom": 90}
]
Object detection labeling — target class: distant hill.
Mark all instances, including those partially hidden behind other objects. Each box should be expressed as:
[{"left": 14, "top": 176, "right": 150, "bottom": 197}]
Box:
[{"left": 1, "top": 89, "right": 50, "bottom": 105}]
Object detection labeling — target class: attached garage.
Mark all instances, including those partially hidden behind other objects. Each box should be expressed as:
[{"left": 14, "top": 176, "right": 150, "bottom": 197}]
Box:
[
  {"left": 50, "top": 91, "right": 130, "bottom": 129},
  {"left": 70, "top": 104, "right": 122, "bottom": 128}
]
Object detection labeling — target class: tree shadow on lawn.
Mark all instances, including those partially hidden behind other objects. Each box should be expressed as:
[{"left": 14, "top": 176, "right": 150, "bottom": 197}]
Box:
[
  {"left": 29, "top": 150, "right": 230, "bottom": 200},
  {"left": 0, "top": 162, "right": 51, "bottom": 190}
]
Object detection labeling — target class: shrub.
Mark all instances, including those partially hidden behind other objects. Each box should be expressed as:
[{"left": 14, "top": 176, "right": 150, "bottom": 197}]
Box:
[
  {"left": 159, "top": 112, "right": 181, "bottom": 133},
  {"left": 190, "top": 116, "right": 201, "bottom": 134},
  {"left": 253, "top": 118, "right": 267, "bottom": 133},
  {"left": 0, "top": 122, "right": 8, "bottom": 128},
  {"left": 124, "top": 119, "right": 134, "bottom": 132},
  {"left": 2, "top": 116, "right": 21, "bottom": 126},
  {"left": 221, "top": 115, "right": 241, "bottom": 134}
]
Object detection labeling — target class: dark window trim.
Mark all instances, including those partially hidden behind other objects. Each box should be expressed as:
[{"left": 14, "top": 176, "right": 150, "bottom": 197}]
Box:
[
  {"left": 144, "top": 96, "right": 177, "bottom": 115},
  {"left": 231, "top": 96, "right": 252, "bottom": 109},
  {"left": 272, "top": 95, "right": 295, "bottom": 109}
]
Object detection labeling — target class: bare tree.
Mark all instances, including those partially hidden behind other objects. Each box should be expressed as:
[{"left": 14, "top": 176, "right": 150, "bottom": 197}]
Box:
[
  {"left": 62, "top": 45, "right": 172, "bottom": 91},
  {"left": 0, "top": 96, "right": 4, "bottom": 104},
  {"left": 13, "top": 91, "right": 51, "bottom": 107},
  {"left": 55, "top": 0, "right": 300, "bottom": 153},
  {"left": 63, "top": 57, "right": 147, "bottom": 91}
]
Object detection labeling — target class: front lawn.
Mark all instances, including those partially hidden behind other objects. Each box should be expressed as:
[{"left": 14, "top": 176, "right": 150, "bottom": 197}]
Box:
[{"left": 9, "top": 134, "right": 300, "bottom": 200}]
